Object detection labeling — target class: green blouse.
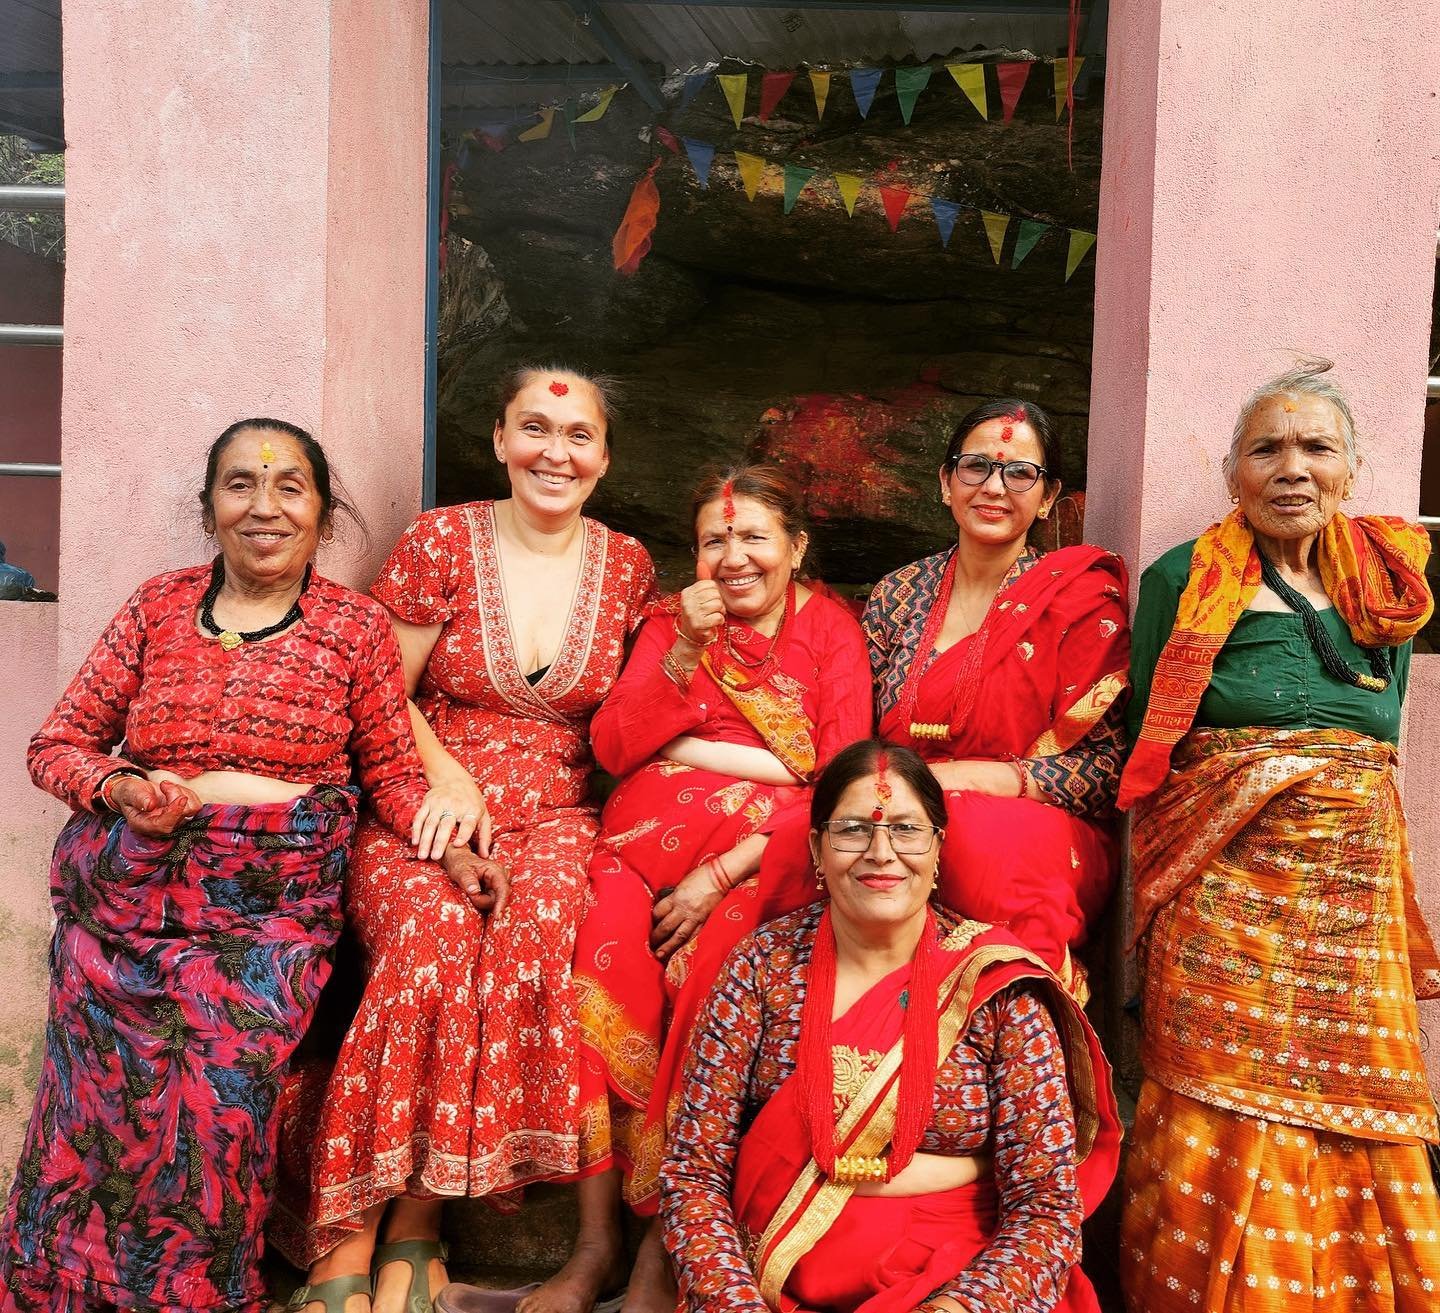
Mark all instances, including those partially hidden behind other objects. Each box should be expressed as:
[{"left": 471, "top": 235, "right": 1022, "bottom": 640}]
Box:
[{"left": 1127, "top": 540, "right": 1411, "bottom": 747}]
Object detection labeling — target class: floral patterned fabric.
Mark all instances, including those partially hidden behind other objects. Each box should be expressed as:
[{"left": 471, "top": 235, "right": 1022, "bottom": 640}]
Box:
[
  {"left": 0, "top": 790, "right": 358, "bottom": 1313},
  {"left": 660, "top": 906, "right": 1101, "bottom": 1313},
  {"left": 273, "top": 503, "right": 654, "bottom": 1265}
]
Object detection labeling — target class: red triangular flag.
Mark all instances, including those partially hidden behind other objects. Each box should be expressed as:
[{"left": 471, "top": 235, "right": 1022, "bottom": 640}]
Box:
[
  {"left": 758, "top": 71, "right": 797, "bottom": 122},
  {"left": 996, "top": 62, "right": 1031, "bottom": 121},
  {"left": 654, "top": 125, "right": 680, "bottom": 153},
  {"left": 878, "top": 184, "right": 912, "bottom": 232},
  {"left": 613, "top": 159, "right": 662, "bottom": 276}
]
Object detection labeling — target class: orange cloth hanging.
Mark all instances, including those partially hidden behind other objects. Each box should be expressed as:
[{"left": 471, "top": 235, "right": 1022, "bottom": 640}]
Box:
[{"left": 612, "top": 158, "right": 662, "bottom": 276}]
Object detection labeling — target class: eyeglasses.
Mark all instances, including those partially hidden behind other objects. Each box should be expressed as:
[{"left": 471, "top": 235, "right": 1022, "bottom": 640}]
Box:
[
  {"left": 820, "top": 819, "right": 942, "bottom": 854},
  {"left": 947, "top": 453, "right": 1049, "bottom": 493}
]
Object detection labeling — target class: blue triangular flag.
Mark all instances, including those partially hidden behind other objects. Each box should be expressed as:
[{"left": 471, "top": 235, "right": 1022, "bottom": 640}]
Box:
[
  {"left": 681, "top": 72, "right": 709, "bottom": 110},
  {"left": 850, "top": 67, "right": 883, "bottom": 118},
  {"left": 930, "top": 198, "right": 960, "bottom": 249},
  {"left": 682, "top": 137, "right": 716, "bottom": 189}
]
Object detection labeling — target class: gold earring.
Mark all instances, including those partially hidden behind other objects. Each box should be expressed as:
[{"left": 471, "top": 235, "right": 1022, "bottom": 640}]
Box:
[
  {"left": 1037, "top": 505, "right": 1050, "bottom": 520},
  {"left": 1229, "top": 495, "right": 1239, "bottom": 504},
  {"left": 814, "top": 865, "right": 825, "bottom": 890}
]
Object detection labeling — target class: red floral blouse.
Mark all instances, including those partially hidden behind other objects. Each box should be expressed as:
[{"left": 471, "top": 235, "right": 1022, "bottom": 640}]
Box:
[{"left": 28, "top": 564, "right": 429, "bottom": 834}]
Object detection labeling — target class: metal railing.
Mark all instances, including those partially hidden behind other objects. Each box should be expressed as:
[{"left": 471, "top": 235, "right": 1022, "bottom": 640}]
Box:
[
  {"left": 0, "top": 324, "right": 61, "bottom": 345},
  {"left": 0, "top": 184, "right": 64, "bottom": 212},
  {"left": 0, "top": 463, "right": 60, "bottom": 477}
]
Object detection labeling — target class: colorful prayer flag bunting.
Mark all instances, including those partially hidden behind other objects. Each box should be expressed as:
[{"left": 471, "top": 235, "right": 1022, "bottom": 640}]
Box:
[
  {"left": 519, "top": 107, "right": 555, "bottom": 142},
  {"left": 682, "top": 138, "right": 716, "bottom": 188},
  {"left": 930, "top": 198, "right": 960, "bottom": 248},
  {"left": 718, "top": 73, "right": 748, "bottom": 128},
  {"left": 894, "top": 66, "right": 933, "bottom": 125},
  {"left": 655, "top": 125, "right": 680, "bottom": 154},
  {"left": 782, "top": 163, "right": 816, "bottom": 214},
  {"left": 1053, "top": 57, "right": 1084, "bottom": 119},
  {"left": 574, "top": 85, "right": 618, "bottom": 123},
  {"left": 1065, "top": 229, "right": 1097, "bottom": 281},
  {"left": 834, "top": 172, "right": 864, "bottom": 216},
  {"left": 981, "top": 211, "right": 1011, "bottom": 263},
  {"left": 734, "top": 150, "right": 766, "bottom": 201},
  {"left": 850, "top": 67, "right": 883, "bottom": 118},
  {"left": 947, "top": 63, "right": 988, "bottom": 119},
  {"left": 1012, "top": 218, "right": 1048, "bottom": 268},
  {"left": 562, "top": 101, "right": 577, "bottom": 149},
  {"left": 996, "top": 63, "right": 1031, "bottom": 122},
  {"left": 681, "top": 72, "right": 708, "bottom": 110},
  {"left": 810, "top": 69, "right": 831, "bottom": 120},
  {"left": 879, "top": 184, "right": 912, "bottom": 232},
  {"left": 759, "top": 71, "right": 796, "bottom": 122}
]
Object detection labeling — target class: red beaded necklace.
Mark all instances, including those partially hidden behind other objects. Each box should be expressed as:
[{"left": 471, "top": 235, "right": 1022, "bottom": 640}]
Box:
[
  {"left": 710, "top": 580, "right": 795, "bottom": 691},
  {"left": 795, "top": 904, "right": 941, "bottom": 1182}
]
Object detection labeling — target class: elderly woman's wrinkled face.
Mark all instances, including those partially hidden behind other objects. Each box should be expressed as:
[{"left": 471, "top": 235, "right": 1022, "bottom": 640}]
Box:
[
  {"left": 207, "top": 430, "right": 325, "bottom": 591},
  {"left": 811, "top": 772, "right": 939, "bottom": 931},
  {"left": 694, "top": 494, "right": 806, "bottom": 625},
  {"left": 1229, "top": 394, "right": 1353, "bottom": 544}
]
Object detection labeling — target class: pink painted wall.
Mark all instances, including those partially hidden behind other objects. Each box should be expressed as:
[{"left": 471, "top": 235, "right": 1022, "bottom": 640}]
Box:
[
  {"left": 0, "top": 243, "right": 62, "bottom": 592},
  {"left": 56, "top": 0, "right": 430, "bottom": 672},
  {"left": 1087, "top": 0, "right": 1440, "bottom": 1079},
  {"left": 0, "top": 0, "right": 431, "bottom": 1165},
  {"left": 0, "top": 605, "right": 64, "bottom": 1168}
]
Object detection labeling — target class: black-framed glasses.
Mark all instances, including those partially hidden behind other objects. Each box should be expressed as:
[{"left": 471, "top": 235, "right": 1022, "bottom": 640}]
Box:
[
  {"left": 821, "top": 819, "right": 942, "bottom": 854},
  {"left": 947, "top": 453, "right": 1049, "bottom": 492}
]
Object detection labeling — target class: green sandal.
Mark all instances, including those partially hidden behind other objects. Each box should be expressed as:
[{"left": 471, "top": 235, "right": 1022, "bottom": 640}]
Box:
[
  {"left": 286, "top": 1274, "right": 371, "bottom": 1312},
  {"left": 373, "top": 1238, "right": 451, "bottom": 1313}
]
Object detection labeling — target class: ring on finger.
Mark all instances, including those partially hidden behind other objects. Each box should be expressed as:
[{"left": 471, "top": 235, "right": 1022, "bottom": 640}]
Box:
[
  {"left": 439, "top": 809, "right": 455, "bottom": 819},
  {"left": 461, "top": 812, "right": 479, "bottom": 821}
]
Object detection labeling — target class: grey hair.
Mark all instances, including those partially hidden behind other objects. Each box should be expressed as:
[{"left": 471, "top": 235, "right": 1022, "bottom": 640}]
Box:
[{"left": 1222, "top": 357, "right": 1360, "bottom": 488}]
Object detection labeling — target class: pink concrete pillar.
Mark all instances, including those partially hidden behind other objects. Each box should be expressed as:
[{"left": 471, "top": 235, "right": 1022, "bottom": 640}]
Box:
[
  {"left": 1086, "top": 0, "right": 1440, "bottom": 1067},
  {"left": 0, "top": 0, "right": 431, "bottom": 1162},
  {"left": 57, "top": 0, "right": 431, "bottom": 668}
]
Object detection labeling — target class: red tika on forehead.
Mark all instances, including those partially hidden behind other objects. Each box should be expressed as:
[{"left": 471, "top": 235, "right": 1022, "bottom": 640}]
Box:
[
  {"left": 549, "top": 379, "right": 569, "bottom": 396},
  {"left": 722, "top": 478, "right": 736, "bottom": 526},
  {"left": 999, "top": 403, "right": 1026, "bottom": 443},
  {"left": 872, "top": 751, "right": 893, "bottom": 821}
]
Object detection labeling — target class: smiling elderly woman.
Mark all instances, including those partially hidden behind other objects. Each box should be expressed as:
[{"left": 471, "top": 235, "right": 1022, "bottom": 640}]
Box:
[
  {"left": 0, "top": 420, "right": 438, "bottom": 1313},
  {"left": 659, "top": 740, "right": 1117, "bottom": 1313},
  {"left": 1118, "top": 360, "right": 1440, "bottom": 1313}
]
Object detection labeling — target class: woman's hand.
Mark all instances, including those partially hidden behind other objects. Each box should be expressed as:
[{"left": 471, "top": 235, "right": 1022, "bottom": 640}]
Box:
[
  {"left": 441, "top": 845, "right": 510, "bottom": 917},
  {"left": 651, "top": 869, "right": 725, "bottom": 961},
  {"left": 676, "top": 579, "right": 726, "bottom": 648},
  {"left": 412, "top": 775, "right": 488, "bottom": 861},
  {"left": 111, "top": 774, "right": 202, "bottom": 838},
  {"left": 929, "top": 759, "right": 1029, "bottom": 798}
]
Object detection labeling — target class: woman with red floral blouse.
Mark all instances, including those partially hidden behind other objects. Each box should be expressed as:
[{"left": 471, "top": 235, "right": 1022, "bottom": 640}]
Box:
[
  {"left": 659, "top": 741, "right": 1119, "bottom": 1313},
  {"left": 0, "top": 419, "right": 440, "bottom": 1313}
]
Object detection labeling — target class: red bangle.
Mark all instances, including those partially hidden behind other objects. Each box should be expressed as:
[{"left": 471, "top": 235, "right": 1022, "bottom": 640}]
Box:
[
  {"left": 98, "top": 769, "right": 143, "bottom": 812},
  {"left": 706, "top": 855, "right": 738, "bottom": 893},
  {"left": 1012, "top": 758, "right": 1030, "bottom": 798}
]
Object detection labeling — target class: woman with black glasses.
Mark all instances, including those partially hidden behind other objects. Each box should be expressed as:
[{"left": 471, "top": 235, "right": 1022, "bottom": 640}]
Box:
[{"left": 859, "top": 397, "right": 1131, "bottom": 1006}]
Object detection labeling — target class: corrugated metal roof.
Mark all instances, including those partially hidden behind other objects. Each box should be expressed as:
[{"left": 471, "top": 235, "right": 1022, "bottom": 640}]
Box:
[{"left": 442, "top": 1, "right": 1080, "bottom": 109}]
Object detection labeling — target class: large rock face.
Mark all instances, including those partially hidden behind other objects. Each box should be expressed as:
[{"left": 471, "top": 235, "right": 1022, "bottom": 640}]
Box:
[{"left": 439, "top": 61, "right": 1102, "bottom": 588}]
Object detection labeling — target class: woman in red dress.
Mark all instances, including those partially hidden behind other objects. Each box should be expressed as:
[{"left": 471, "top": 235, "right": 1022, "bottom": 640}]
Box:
[
  {"left": 494, "top": 467, "right": 870, "bottom": 1313},
  {"left": 279, "top": 368, "right": 655, "bottom": 1313}
]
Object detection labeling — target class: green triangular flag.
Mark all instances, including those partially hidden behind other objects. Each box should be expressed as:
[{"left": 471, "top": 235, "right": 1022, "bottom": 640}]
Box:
[
  {"left": 1012, "top": 219, "right": 1048, "bottom": 268},
  {"left": 782, "top": 163, "right": 816, "bottom": 214},
  {"left": 1065, "top": 229, "right": 1097, "bottom": 281},
  {"left": 894, "top": 66, "right": 933, "bottom": 125}
]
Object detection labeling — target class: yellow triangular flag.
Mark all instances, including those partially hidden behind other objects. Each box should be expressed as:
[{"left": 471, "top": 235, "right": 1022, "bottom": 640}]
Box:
[
  {"left": 518, "top": 107, "right": 556, "bottom": 141},
  {"left": 734, "top": 151, "right": 766, "bottom": 201},
  {"left": 810, "top": 69, "right": 831, "bottom": 120},
  {"left": 947, "top": 63, "right": 988, "bottom": 120},
  {"left": 1065, "top": 229, "right": 1097, "bottom": 281},
  {"left": 981, "top": 211, "right": 1011, "bottom": 264},
  {"left": 718, "top": 73, "right": 748, "bottom": 128},
  {"left": 574, "top": 85, "right": 618, "bottom": 123},
  {"left": 1053, "top": 57, "right": 1084, "bottom": 120},
  {"left": 834, "top": 173, "right": 863, "bottom": 217}
]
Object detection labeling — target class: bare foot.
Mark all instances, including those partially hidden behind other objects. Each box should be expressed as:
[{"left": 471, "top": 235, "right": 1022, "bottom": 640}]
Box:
[
  {"left": 619, "top": 1223, "right": 676, "bottom": 1313},
  {"left": 516, "top": 1233, "right": 628, "bottom": 1313}
]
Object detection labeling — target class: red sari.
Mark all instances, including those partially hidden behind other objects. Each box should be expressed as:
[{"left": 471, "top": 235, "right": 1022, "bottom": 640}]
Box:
[
  {"left": 574, "top": 590, "right": 871, "bottom": 1210},
  {"left": 273, "top": 503, "right": 654, "bottom": 1265},
  {"left": 662, "top": 908, "right": 1120, "bottom": 1313}
]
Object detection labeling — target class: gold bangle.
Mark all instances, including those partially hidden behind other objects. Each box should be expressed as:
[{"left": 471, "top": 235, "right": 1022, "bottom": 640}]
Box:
[
  {"left": 832, "top": 1153, "right": 889, "bottom": 1184},
  {"left": 661, "top": 649, "right": 693, "bottom": 690}
]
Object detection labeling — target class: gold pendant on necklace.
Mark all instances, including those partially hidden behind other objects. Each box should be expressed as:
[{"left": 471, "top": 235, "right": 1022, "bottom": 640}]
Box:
[{"left": 218, "top": 631, "right": 243, "bottom": 651}]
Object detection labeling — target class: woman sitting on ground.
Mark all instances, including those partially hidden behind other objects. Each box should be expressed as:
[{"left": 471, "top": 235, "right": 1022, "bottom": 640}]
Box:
[{"left": 660, "top": 740, "right": 1119, "bottom": 1313}]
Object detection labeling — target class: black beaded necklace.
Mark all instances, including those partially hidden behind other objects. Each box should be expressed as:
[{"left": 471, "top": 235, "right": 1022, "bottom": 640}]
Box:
[
  {"left": 199, "top": 555, "right": 311, "bottom": 651},
  {"left": 1257, "top": 551, "right": 1391, "bottom": 693}
]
